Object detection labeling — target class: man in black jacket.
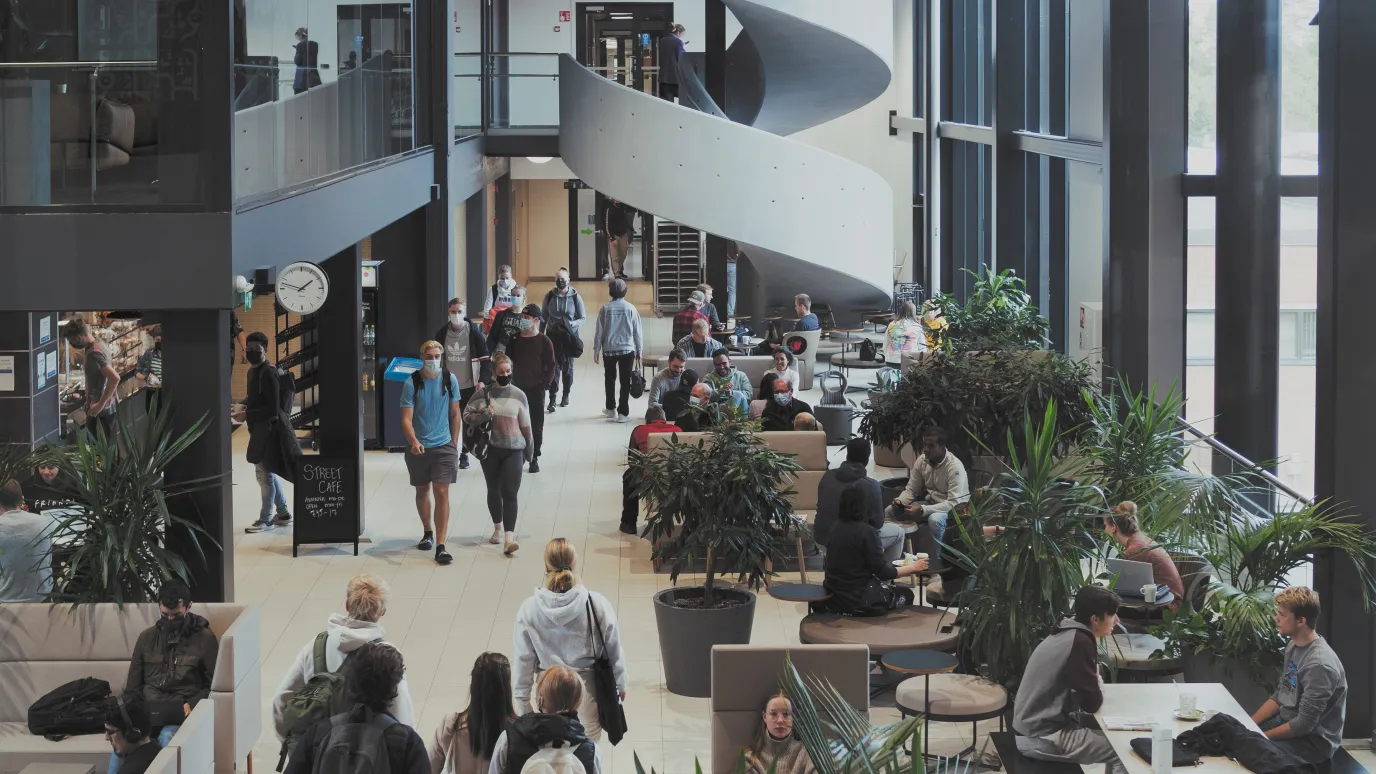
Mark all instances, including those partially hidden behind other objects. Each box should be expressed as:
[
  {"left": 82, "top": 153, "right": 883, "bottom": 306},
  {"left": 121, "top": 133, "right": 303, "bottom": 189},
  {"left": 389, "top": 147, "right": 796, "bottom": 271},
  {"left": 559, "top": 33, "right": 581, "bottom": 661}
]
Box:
[
  {"left": 122, "top": 581, "right": 218, "bottom": 750},
  {"left": 284, "top": 642, "right": 428, "bottom": 774},
  {"left": 436, "top": 297, "right": 492, "bottom": 469},
  {"left": 814, "top": 439, "right": 905, "bottom": 561},
  {"left": 243, "top": 333, "right": 295, "bottom": 533},
  {"left": 660, "top": 369, "right": 699, "bottom": 429},
  {"left": 657, "top": 23, "right": 685, "bottom": 101},
  {"left": 760, "top": 378, "right": 812, "bottom": 431}
]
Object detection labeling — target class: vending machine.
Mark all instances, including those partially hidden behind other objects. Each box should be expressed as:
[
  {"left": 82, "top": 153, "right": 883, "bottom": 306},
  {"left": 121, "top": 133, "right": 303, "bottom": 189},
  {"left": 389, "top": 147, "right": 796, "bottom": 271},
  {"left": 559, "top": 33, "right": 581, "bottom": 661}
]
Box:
[{"left": 361, "top": 260, "right": 383, "bottom": 449}]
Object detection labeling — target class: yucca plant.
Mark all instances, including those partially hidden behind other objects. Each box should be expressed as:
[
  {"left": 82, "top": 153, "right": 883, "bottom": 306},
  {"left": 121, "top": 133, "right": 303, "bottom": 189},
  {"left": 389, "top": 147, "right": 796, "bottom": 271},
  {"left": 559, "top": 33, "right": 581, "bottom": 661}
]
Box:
[
  {"left": 45, "top": 399, "right": 223, "bottom": 606},
  {"left": 942, "top": 400, "right": 1103, "bottom": 690}
]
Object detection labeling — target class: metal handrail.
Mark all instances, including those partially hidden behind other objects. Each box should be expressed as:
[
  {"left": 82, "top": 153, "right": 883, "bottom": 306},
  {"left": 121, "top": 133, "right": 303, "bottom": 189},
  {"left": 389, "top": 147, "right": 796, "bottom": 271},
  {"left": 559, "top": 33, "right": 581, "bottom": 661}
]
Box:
[
  {"left": 1176, "top": 418, "right": 1316, "bottom": 506},
  {"left": 0, "top": 60, "right": 157, "bottom": 68}
]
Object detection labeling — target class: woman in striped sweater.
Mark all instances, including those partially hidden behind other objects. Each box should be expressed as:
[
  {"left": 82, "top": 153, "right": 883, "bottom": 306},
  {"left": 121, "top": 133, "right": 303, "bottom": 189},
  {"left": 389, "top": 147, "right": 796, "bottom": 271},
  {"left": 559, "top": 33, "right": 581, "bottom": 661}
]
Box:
[{"left": 463, "top": 352, "right": 534, "bottom": 555}]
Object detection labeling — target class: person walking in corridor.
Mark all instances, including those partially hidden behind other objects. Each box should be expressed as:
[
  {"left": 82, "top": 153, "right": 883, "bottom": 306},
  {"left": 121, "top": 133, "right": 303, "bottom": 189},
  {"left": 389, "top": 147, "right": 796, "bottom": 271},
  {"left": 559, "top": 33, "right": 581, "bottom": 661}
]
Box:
[
  {"left": 435, "top": 297, "right": 491, "bottom": 470},
  {"left": 541, "top": 268, "right": 586, "bottom": 412},
  {"left": 464, "top": 353, "right": 533, "bottom": 555},
  {"left": 400, "top": 341, "right": 462, "bottom": 566},
  {"left": 603, "top": 200, "right": 634, "bottom": 280},
  {"left": 593, "top": 279, "right": 644, "bottom": 423},
  {"left": 510, "top": 304, "right": 556, "bottom": 473}
]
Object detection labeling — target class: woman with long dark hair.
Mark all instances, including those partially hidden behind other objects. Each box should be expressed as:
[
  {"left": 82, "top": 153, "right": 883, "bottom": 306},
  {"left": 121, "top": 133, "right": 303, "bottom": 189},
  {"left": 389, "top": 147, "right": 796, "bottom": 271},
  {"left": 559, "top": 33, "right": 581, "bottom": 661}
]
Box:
[{"left": 430, "top": 653, "right": 518, "bottom": 774}]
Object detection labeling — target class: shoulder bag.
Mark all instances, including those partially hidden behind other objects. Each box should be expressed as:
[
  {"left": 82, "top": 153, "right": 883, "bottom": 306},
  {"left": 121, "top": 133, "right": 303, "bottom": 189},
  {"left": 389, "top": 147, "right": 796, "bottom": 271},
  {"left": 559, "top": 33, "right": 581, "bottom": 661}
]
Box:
[{"left": 586, "top": 597, "right": 628, "bottom": 744}]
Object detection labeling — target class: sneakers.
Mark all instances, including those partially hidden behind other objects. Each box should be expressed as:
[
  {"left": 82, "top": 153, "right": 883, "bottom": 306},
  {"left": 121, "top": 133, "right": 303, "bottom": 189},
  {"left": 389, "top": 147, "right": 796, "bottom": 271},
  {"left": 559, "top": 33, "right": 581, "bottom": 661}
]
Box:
[
  {"left": 528, "top": 459, "right": 541, "bottom": 473},
  {"left": 489, "top": 526, "right": 502, "bottom": 545},
  {"left": 274, "top": 512, "right": 293, "bottom": 525},
  {"left": 459, "top": 453, "right": 471, "bottom": 470},
  {"left": 244, "top": 519, "right": 275, "bottom": 533},
  {"left": 547, "top": 402, "right": 556, "bottom": 414},
  {"left": 560, "top": 395, "right": 570, "bottom": 407},
  {"left": 435, "top": 545, "right": 453, "bottom": 565},
  {"left": 504, "top": 533, "right": 520, "bottom": 556},
  {"left": 418, "top": 532, "right": 434, "bottom": 551},
  {"left": 602, "top": 408, "right": 616, "bottom": 419},
  {"left": 617, "top": 413, "right": 630, "bottom": 423},
  {"left": 619, "top": 522, "right": 637, "bottom": 535}
]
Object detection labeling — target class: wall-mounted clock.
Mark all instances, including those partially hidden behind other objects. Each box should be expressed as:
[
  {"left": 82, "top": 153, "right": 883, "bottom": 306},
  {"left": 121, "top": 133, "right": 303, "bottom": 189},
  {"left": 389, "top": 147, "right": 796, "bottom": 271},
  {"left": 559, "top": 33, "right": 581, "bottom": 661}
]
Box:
[{"left": 276, "top": 262, "right": 330, "bottom": 315}]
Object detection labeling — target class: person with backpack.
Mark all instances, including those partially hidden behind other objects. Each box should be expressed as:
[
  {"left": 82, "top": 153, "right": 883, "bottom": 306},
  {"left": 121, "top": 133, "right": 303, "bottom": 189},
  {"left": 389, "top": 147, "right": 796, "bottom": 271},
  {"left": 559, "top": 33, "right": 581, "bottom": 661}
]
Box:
[
  {"left": 104, "top": 696, "right": 162, "bottom": 774},
  {"left": 430, "top": 653, "right": 518, "bottom": 774},
  {"left": 401, "top": 341, "right": 463, "bottom": 565},
  {"left": 243, "top": 332, "right": 297, "bottom": 533},
  {"left": 489, "top": 665, "right": 600, "bottom": 774},
  {"left": 513, "top": 539, "right": 627, "bottom": 746},
  {"left": 273, "top": 575, "right": 414, "bottom": 766},
  {"left": 541, "top": 269, "right": 585, "bottom": 413},
  {"left": 435, "top": 297, "right": 493, "bottom": 471},
  {"left": 463, "top": 352, "right": 533, "bottom": 555},
  {"left": 284, "top": 641, "right": 428, "bottom": 774}
]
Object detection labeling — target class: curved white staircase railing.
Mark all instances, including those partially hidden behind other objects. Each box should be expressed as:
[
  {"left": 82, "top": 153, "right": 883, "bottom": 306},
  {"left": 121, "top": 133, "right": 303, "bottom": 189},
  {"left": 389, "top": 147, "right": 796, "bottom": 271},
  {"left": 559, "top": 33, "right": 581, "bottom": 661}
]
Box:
[{"left": 558, "top": 0, "right": 894, "bottom": 313}]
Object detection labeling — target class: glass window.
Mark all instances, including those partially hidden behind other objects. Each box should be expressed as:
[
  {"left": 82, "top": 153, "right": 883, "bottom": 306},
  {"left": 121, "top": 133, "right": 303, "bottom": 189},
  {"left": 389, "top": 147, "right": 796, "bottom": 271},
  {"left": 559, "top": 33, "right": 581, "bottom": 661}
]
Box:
[
  {"left": 1186, "top": 311, "right": 1215, "bottom": 364},
  {"left": 1280, "top": 0, "right": 1319, "bottom": 174},
  {"left": 1278, "top": 197, "right": 1317, "bottom": 498},
  {"left": 946, "top": 140, "right": 992, "bottom": 298},
  {"left": 1187, "top": 0, "right": 1217, "bottom": 174},
  {"left": 945, "top": 0, "right": 992, "bottom": 125},
  {"left": 1184, "top": 197, "right": 1216, "bottom": 475}
]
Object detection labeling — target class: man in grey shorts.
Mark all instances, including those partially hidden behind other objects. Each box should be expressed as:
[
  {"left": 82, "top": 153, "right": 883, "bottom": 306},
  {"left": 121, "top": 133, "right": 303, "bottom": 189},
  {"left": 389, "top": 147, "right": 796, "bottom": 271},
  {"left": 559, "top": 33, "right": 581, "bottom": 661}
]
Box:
[{"left": 400, "top": 341, "right": 462, "bottom": 566}]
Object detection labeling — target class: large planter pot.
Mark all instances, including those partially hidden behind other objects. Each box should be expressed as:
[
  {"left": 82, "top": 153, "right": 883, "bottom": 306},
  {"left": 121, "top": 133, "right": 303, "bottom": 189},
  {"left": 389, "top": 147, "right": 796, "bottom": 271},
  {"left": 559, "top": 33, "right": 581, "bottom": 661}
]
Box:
[
  {"left": 881, "top": 477, "right": 909, "bottom": 508},
  {"left": 655, "top": 586, "right": 757, "bottom": 697},
  {"left": 1181, "top": 650, "right": 1271, "bottom": 711},
  {"left": 874, "top": 442, "right": 908, "bottom": 470}
]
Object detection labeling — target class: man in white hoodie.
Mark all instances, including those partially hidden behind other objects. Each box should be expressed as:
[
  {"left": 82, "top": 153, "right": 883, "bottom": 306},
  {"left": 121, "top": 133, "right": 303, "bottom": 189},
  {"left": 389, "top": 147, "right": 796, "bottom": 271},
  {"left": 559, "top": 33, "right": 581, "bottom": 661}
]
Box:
[{"left": 272, "top": 574, "right": 415, "bottom": 743}]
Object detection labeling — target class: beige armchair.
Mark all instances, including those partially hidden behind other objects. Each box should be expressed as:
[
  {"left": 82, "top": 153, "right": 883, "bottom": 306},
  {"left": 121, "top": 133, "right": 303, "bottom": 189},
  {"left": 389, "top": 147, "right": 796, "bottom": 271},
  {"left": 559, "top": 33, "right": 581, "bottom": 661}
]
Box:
[
  {"left": 0, "top": 603, "right": 260, "bottom": 774},
  {"left": 781, "top": 330, "right": 820, "bottom": 389},
  {"left": 710, "top": 645, "right": 871, "bottom": 774}
]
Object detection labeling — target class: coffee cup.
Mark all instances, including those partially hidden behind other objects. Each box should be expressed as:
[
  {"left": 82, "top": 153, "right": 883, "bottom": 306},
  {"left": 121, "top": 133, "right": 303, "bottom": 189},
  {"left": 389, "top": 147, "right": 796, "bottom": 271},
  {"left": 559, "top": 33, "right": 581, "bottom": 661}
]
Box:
[
  {"left": 1141, "top": 584, "right": 1157, "bottom": 603},
  {"left": 1179, "top": 692, "right": 1198, "bottom": 716}
]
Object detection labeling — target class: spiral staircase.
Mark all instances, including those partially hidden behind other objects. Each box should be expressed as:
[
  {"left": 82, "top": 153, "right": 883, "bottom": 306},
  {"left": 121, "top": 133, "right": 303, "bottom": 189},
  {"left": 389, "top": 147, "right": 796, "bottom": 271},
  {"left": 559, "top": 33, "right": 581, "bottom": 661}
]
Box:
[{"left": 558, "top": 0, "right": 895, "bottom": 314}]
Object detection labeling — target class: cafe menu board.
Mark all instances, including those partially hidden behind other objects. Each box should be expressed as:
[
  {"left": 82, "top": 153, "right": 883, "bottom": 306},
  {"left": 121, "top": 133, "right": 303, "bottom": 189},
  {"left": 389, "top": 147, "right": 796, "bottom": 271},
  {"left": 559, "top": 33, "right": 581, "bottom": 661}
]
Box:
[{"left": 293, "top": 457, "right": 360, "bottom": 556}]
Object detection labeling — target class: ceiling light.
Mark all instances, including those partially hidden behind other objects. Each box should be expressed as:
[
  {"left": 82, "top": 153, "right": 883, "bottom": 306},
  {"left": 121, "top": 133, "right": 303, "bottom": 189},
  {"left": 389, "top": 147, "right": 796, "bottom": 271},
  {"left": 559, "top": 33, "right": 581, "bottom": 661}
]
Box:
[{"left": 527, "top": 156, "right": 553, "bottom": 164}]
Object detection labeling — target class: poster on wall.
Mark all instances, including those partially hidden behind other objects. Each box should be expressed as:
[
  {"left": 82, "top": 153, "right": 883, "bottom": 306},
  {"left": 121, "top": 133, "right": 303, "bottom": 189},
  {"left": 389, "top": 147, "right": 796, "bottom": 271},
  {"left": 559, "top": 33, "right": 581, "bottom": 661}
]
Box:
[
  {"left": 46, "top": 351, "right": 57, "bottom": 380},
  {"left": 39, "top": 316, "right": 51, "bottom": 344},
  {"left": 0, "top": 356, "right": 13, "bottom": 392}
]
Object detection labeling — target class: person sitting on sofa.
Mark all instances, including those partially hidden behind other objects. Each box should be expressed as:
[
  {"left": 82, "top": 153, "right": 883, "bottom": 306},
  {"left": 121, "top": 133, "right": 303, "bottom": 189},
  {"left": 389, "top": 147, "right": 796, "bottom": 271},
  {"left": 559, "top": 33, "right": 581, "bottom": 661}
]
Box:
[
  {"left": 0, "top": 479, "right": 57, "bottom": 602},
  {"left": 1013, "top": 585, "right": 1126, "bottom": 774},
  {"left": 114, "top": 580, "right": 218, "bottom": 774},
  {"left": 749, "top": 373, "right": 779, "bottom": 419},
  {"left": 792, "top": 294, "right": 820, "bottom": 332},
  {"left": 761, "top": 378, "right": 812, "bottom": 432},
  {"left": 770, "top": 350, "right": 800, "bottom": 392},
  {"left": 885, "top": 426, "right": 968, "bottom": 548},
  {"left": 742, "top": 693, "right": 816, "bottom": 774},
  {"left": 676, "top": 318, "right": 724, "bottom": 360},
  {"left": 792, "top": 413, "right": 820, "bottom": 432},
  {"left": 648, "top": 349, "right": 688, "bottom": 409},
  {"left": 622, "top": 406, "right": 683, "bottom": 535},
  {"left": 818, "top": 488, "right": 927, "bottom": 616},
  {"left": 814, "top": 439, "right": 905, "bottom": 561},
  {"left": 661, "top": 368, "right": 699, "bottom": 428},
  {"left": 675, "top": 383, "right": 718, "bottom": 432},
  {"left": 105, "top": 696, "right": 162, "bottom": 774},
  {"left": 1251, "top": 586, "right": 1348, "bottom": 764},
  {"left": 705, "top": 351, "right": 751, "bottom": 414}
]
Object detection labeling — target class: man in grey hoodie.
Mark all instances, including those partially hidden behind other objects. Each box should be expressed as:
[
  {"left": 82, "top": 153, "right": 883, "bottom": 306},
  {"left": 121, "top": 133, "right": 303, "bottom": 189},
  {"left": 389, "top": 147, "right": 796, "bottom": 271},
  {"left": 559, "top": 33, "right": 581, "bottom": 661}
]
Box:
[
  {"left": 814, "top": 439, "right": 906, "bottom": 561},
  {"left": 593, "top": 278, "right": 644, "bottom": 423},
  {"left": 1251, "top": 586, "right": 1347, "bottom": 763},
  {"left": 1013, "top": 585, "right": 1126, "bottom": 774}
]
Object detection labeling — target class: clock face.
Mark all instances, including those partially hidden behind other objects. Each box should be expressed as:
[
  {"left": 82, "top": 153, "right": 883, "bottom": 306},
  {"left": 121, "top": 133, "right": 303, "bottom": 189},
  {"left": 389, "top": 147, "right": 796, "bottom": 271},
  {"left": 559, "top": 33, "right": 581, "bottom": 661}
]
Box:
[{"left": 277, "top": 262, "right": 330, "bottom": 315}]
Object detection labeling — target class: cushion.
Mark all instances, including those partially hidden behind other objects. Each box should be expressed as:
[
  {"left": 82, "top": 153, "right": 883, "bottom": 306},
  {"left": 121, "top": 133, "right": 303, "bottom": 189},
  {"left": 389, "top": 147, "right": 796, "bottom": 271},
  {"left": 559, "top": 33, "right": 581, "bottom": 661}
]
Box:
[
  {"left": 800, "top": 606, "right": 959, "bottom": 655},
  {"left": 1105, "top": 632, "right": 1181, "bottom": 671},
  {"left": 894, "top": 673, "right": 1008, "bottom": 718},
  {"left": 788, "top": 471, "right": 825, "bottom": 511}
]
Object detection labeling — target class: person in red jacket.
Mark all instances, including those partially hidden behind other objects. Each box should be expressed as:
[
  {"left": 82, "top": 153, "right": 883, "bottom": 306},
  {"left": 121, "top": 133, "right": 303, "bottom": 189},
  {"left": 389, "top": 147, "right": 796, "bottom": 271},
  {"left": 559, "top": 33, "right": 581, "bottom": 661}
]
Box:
[
  {"left": 622, "top": 407, "right": 681, "bottom": 535},
  {"left": 509, "top": 304, "right": 556, "bottom": 473}
]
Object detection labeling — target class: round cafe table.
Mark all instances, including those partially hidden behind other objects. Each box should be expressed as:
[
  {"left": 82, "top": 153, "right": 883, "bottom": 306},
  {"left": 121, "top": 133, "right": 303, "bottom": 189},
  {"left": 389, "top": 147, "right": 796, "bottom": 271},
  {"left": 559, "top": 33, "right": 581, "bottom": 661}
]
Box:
[{"left": 767, "top": 583, "right": 832, "bottom": 604}]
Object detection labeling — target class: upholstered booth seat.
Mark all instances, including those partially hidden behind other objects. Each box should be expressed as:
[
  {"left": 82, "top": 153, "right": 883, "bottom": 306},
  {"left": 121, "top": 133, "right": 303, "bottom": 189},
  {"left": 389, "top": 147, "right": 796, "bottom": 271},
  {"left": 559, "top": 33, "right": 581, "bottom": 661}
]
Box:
[
  {"left": 1105, "top": 632, "right": 1182, "bottom": 674},
  {"left": 799, "top": 606, "right": 959, "bottom": 655},
  {"left": 895, "top": 673, "right": 1008, "bottom": 718}
]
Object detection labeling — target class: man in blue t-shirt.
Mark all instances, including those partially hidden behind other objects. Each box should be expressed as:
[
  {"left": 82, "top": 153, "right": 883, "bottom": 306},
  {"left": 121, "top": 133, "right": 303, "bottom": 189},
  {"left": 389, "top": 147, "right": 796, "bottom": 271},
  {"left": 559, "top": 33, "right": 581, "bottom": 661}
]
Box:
[
  {"left": 400, "top": 341, "right": 462, "bottom": 566},
  {"left": 793, "top": 293, "right": 820, "bottom": 331}
]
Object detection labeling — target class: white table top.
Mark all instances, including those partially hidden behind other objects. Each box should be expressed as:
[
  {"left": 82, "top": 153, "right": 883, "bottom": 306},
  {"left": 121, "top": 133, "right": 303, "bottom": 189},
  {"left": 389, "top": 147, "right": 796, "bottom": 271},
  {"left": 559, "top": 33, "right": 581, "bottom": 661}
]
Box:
[
  {"left": 19, "top": 764, "right": 96, "bottom": 774},
  {"left": 1090, "top": 682, "right": 1263, "bottom": 774}
]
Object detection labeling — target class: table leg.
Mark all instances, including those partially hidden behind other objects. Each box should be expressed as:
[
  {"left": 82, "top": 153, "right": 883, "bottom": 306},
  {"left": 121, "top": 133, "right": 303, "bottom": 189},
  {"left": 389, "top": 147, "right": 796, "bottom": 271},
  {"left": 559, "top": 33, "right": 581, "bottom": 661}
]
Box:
[{"left": 795, "top": 536, "right": 808, "bottom": 585}]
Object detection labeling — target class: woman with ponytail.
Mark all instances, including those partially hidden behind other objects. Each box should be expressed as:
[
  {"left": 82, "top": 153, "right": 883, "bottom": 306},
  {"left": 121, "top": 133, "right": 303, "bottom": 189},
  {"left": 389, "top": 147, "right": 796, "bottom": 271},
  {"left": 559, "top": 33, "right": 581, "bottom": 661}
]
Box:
[
  {"left": 1102, "top": 501, "right": 1184, "bottom": 611},
  {"left": 512, "top": 538, "right": 627, "bottom": 744}
]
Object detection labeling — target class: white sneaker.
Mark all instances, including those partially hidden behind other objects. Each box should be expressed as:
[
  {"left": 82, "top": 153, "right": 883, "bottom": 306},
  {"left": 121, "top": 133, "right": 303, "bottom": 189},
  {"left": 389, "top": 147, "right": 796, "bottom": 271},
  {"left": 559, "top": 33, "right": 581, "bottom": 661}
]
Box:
[
  {"left": 602, "top": 408, "right": 616, "bottom": 419},
  {"left": 617, "top": 413, "right": 630, "bottom": 423},
  {"left": 489, "top": 526, "right": 502, "bottom": 545}
]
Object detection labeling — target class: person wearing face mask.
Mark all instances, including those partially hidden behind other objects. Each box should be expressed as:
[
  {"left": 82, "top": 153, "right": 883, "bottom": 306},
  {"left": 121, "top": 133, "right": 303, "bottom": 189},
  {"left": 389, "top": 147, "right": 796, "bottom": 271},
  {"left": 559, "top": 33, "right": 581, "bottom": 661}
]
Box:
[
  {"left": 541, "top": 269, "right": 586, "bottom": 412},
  {"left": 486, "top": 285, "right": 527, "bottom": 355},
  {"left": 63, "top": 317, "right": 121, "bottom": 437},
  {"left": 463, "top": 353, "right": 533, "bottom": 555},
  {"left": 485, "top": 265, "right": 520, "bottom": 315},
  {"left": 673, "top": 382, "right": 717, "bottom": 432},
  {"left": 760, "top": 378, "right": 811, "bottom": 432},
  {"left": 435, "top": 298, "right": 492, "bottom": 470},
  {"left": 134, "top": 326, "right": 163, "bottom": 415},
  {"left": 111, "top": 581, "right": 218, "bottom": 773},
  {"left": 704, "top": 351, "right": 751, "bottom": 413},
  {"left": 243, "top": 332, "right": 297, "bottom": 533},
  {"left": 743, "top": 694, "right": 816, "bottom": 774},
  {"left": 400, "top": 342, "right": 463, "bottom": 565},
  {"left": 509, "top": 305, "right": 556, "bottom": 473}
]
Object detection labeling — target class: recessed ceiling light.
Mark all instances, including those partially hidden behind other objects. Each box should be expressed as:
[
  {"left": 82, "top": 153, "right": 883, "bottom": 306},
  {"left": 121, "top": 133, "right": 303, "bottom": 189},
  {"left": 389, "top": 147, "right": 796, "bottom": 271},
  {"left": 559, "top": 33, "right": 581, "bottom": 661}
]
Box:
[{"left": 527, "top": 156, "right": 553, "bottom": 164}]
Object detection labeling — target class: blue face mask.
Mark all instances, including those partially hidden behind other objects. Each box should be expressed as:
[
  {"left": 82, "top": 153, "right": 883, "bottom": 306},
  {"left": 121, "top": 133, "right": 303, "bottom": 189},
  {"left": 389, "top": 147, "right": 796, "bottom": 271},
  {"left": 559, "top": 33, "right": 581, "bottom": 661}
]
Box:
[
  {"left": 424, "top": 359, "right": 442, "bottom": 374},
  {"left": 519, "top": 318, "right": 535, "bottom": 331},
  {"left": 774, "top": 394, "right": 791, "bottom": 406}
]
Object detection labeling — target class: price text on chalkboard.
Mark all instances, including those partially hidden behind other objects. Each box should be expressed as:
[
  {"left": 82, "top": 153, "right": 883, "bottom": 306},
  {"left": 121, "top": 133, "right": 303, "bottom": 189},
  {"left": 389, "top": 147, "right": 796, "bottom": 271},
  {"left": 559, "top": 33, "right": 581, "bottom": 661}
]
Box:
[{"left": 294, "top": 457, "right": 360, "bottom": 554}]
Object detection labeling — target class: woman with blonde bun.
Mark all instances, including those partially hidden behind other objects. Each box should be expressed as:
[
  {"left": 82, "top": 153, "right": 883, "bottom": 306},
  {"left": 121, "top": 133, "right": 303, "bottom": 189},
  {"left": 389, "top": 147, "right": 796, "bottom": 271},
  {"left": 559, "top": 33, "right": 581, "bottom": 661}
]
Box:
[
  {"left": 1102, "top": 501, "right": 1184, "bottom": 610},
  {"left": 512, "top": 539, "right": 627, "bottom": 743}
]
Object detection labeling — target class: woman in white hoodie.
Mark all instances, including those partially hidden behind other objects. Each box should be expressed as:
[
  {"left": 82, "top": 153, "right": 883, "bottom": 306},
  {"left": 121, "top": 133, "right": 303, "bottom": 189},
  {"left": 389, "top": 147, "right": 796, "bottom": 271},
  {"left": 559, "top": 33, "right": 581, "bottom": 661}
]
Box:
[
  {"left": 512, "top": 538, "right": 627, "bottom": 741},
  {"left": 272, "top": 574, "right": 415, "bottom": 742}
]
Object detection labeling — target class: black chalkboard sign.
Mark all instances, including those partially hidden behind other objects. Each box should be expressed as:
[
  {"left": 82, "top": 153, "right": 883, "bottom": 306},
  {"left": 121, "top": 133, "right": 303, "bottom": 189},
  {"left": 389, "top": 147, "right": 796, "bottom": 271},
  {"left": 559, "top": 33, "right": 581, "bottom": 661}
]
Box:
[{"left": 293, "top": 456, "right": 360, "bottom": 556}]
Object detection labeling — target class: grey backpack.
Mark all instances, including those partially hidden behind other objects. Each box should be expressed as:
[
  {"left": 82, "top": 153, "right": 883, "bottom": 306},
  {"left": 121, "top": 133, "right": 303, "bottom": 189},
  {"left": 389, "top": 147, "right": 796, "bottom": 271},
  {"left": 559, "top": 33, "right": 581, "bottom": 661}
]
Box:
[{"left": 311, "top": 710, "right": 395, "bottom": 774}]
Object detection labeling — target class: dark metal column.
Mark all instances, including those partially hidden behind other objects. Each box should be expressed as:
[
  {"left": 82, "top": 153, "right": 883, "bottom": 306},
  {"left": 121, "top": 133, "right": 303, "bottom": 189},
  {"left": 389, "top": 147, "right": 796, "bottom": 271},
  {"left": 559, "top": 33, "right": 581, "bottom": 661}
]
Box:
[
  {"left": 160, "top": 310, "right": 233, "bottom": 602},
  {"left": 494, "top": 174, "right": 512, "bottom": 272},
  {"left": 1314, "top": 0, "right": 1376, "bottom": 739},
  {"left": 465, "top": 188, "right": 488, "bottom": 304},
  {"left": 1213, "top": 0, "right": 1279, "bottom": 470},
  {"left": 1102, "top": 0, "right": 1187, "bottom": 393},
  {"left": 703, "top": 0, "right": 729, "bottom": 307},
  {"left": 375, "top": 210, "right": 438, "bottom": 355},
  {"left": 317, "top": 246, "right": 365, "bottom": 533},
  {"left": 992, "top": 0, "right": 1028, "bottom": 282}
]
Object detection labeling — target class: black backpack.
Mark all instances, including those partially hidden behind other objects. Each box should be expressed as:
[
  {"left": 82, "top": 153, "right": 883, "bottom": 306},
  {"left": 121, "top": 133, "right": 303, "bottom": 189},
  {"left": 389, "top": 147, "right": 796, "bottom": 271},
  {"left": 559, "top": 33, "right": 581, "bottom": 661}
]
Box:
[
  {"left": 858, "top": 338, "right": 878, "bottom": 361},
  {"left": 310, "top": 710, "right": 397, "bottom": 774},
  {"left": 28, "top": 677, "right": 112, "bottom": 739},
  {"left": 410, "top": 369, "right": 454, "bottom": 399}
]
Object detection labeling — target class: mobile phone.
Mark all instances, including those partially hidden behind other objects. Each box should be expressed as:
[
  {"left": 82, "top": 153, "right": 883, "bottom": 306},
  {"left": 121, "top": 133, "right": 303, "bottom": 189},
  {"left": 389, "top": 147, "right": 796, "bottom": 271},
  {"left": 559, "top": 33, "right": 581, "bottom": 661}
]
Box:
[{"left": 939, "top": 624, "right": 955, "bottom": 634}]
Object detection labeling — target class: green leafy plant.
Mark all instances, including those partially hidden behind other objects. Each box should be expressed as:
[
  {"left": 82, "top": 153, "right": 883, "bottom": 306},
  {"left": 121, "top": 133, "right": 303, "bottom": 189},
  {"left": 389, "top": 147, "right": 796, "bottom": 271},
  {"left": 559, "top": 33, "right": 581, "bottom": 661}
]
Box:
[
  {"left": 45, "top": 401, "right": 223, "bottom": 606},
  {"left": 859, "top": 349, "right": 1095, "bottom": 464},
  {"left": 635, "top": 415, "right": 802, "bottom": 608},
  {"left": 942, "top": 401, "right": 1103, "bottom": 690},
  {"left": 0, "top": 443, "right": 38, "bottom": 492},
  {"left": 930, "top": 268, "right": 1049, "bottom": 353}
]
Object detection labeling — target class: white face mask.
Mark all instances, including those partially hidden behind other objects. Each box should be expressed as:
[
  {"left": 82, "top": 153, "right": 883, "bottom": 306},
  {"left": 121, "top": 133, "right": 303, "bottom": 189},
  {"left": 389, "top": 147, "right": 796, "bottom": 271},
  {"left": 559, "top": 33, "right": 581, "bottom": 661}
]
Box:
[
  {"left": 688, "top": 396, "right": 702, "bottom": 406},
  {"left": 498, "top": 278, "right": 515, "bottom": 290},
  {"left": 449, "top": 313, "right": 463, "bottom": 326}
]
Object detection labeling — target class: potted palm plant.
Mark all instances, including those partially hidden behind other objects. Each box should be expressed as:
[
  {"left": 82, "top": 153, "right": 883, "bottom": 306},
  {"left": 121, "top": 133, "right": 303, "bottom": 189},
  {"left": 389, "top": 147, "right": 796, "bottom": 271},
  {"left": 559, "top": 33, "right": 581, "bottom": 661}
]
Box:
[
  {"left": 635, "top": 415, "right": 803, "bottom": 697},
  {"left": 43, "top": 402, "right": 222, "bottom": 605}
]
